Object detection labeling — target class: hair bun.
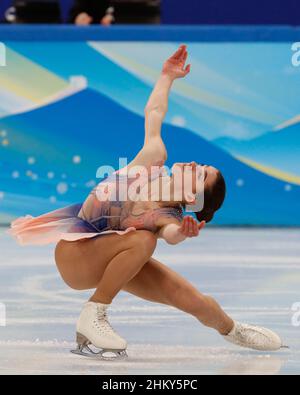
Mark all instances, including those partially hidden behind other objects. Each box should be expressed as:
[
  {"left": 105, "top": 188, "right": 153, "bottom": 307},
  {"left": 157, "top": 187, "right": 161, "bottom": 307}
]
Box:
[{"left": 196, "top": 209, "right": 214, "bottom": 223}]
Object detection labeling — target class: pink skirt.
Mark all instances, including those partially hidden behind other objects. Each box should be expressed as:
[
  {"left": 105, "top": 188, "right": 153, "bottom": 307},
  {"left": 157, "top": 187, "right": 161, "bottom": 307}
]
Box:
[{"left": 8, "top": 203, "right": 136, "bottom": 246}]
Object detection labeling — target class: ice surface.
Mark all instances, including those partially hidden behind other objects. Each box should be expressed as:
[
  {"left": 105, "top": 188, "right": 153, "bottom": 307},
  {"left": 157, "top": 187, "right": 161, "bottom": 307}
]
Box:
[{"left": 0, "top": 228, "right": 299, "bottom": 375}]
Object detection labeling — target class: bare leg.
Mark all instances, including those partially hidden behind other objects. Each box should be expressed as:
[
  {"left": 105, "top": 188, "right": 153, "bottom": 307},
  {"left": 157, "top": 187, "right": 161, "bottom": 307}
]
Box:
[
  {"left": 55, "top": 231, "right": 157, "bottom": 304},
  {"left": 123, "top": 257, "right": 234, "bottom": 335},
  {"left": 90, "top": 233, "right": 157, "bottom": 304},
  {"left": 55, "top": 233, "right": 232, "bottom": 333}
]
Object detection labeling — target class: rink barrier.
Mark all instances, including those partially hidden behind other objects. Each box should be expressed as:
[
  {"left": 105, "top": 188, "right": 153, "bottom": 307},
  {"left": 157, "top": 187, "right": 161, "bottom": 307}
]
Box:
[{"left": 0, "top": 25, "right": 300, "bottom": 42}]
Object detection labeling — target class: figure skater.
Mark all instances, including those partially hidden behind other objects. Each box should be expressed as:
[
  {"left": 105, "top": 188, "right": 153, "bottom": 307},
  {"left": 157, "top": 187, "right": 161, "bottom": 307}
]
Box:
[{"left": 9, "top": 45, "right": 284, "bottom": 359}]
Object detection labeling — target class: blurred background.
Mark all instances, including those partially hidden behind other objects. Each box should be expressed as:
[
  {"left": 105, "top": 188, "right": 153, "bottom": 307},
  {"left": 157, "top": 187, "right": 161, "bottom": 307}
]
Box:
[
  {"left": 0, "top": 0, "right": 299, "bottom": 25},
  {"left": 0, "top": 1, "right": 161, "bottom": 25},
  {"left": 0, "top": 0, "right": 299, "bottom": 225},
  {"left": 0, "top": 0, "right": 300, "bottom": 25}
]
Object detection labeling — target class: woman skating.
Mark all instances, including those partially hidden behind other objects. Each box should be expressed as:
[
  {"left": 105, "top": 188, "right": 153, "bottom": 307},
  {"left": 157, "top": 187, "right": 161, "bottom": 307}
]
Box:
[{"left": 10, "top": 45, "right": 284, "bottom": 358}]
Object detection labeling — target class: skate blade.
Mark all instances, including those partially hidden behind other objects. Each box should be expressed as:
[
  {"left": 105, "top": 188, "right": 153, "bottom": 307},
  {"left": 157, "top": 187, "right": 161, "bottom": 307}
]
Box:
[{"left": 71, "top": 345, "right": 128, "bottom": 361}]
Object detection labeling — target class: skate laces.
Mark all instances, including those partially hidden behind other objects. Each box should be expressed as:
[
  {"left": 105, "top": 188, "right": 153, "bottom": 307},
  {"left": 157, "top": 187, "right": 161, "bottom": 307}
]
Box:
[
  {"left": 236, "top": 324, "right": 269, "bottom": 346},
  {"left": 94, "top": 306, "right": 116, "bottom": 335}
]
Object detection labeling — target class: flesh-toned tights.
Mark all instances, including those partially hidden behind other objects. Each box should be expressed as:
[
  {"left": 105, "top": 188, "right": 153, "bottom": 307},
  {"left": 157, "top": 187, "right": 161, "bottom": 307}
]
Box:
[{"left": 55, "top": 231, "right": 233, "bottom": 335}]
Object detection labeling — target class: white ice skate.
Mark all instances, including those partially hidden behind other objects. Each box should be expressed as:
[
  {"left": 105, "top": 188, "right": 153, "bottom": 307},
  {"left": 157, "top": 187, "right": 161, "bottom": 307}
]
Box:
[
  {"left": 71, "top": 302, "right": 128, "bottom": 360},
  {"left": 223, "top": 321, "right": 287, "bottom": 351}
]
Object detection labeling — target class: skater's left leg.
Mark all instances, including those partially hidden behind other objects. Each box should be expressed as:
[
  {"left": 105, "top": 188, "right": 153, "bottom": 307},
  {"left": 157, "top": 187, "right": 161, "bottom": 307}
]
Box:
[
  {"left": 123, "top": 257, "right": 234, "bottom": 335},
  {"left": 123, "top": 258, "right": 284, "bottom": 351}
]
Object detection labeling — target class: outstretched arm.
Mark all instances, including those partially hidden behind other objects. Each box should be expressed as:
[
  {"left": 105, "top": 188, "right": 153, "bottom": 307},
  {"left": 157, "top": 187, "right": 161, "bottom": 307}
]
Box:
[
  {"left": 127, "top": 45, "right": 191, "bottom": 171},
  {"left": 144, "top": 45, "right": 190, "bottom": 143},
  {"left": 143, "top": 74, "right": 172, "bottom": 153}
]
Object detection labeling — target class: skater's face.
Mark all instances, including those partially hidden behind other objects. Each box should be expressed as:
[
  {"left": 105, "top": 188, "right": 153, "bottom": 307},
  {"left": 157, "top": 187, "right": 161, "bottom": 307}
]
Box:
[
  {"left": 171, "top": 162, "right": 218, "bottom": 204},
  {"left": 203, "top": 165, "right": 219, "bottom": 191}
]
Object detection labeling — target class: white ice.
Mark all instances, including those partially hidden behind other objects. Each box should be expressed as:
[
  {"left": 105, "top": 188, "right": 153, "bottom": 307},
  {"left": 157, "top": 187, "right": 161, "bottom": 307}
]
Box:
[{"left": 0, "top": 228, "right": 299, "bottom": 375}]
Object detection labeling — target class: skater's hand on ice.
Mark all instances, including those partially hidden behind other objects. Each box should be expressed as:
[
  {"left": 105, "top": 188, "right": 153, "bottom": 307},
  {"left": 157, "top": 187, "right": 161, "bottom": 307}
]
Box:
[
  {"left": 179, "top": 216, "right": 206, "bottom": 238},
  {"left": 162, "top": 45, "right": 191, "bottom": 80}
]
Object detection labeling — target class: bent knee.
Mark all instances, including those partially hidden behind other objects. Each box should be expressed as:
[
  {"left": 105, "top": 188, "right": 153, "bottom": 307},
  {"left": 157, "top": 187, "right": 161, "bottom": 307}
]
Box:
[{"left": 126, "top": 231, "right": 157, "bottom": 255}]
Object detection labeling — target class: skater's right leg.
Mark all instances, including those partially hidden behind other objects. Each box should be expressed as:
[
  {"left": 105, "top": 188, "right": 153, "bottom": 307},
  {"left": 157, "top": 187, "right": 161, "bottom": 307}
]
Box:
[
  {"left": 55, "top": 230, "right": 157, "bottom": 357},
  {"left": 89, "top": 232, "right": 157, "bottom": 304},
  {"left": 55, "top": 230, "right": 157, "bottom": 298}
]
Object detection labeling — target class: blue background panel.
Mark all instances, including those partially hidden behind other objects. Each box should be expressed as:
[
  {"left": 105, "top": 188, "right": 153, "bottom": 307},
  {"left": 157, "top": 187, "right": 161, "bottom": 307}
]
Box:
[{"left": 0, "top": 26, "right": 300, "bottom": 225}]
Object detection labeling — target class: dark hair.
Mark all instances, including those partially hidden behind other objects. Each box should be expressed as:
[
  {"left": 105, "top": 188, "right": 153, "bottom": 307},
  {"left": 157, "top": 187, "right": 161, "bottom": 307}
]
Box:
[{"left": 195, "top": 171, "right": 226, "bottom": 223}]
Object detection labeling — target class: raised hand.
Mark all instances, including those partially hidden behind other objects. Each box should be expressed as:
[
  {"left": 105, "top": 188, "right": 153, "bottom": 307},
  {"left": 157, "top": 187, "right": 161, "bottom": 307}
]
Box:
[
  {"left": 179, "top": 216, "right": 206, "bottom": 238},
  {"left": 162, "top": 45, "right": 191, "bottom": 80}
]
